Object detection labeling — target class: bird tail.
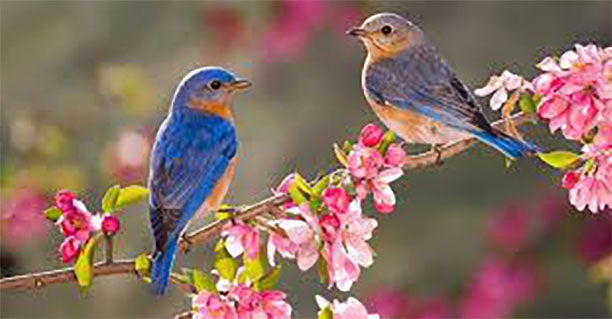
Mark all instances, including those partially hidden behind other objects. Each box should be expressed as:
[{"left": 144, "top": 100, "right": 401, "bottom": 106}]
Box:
[
  {"left": 151, "top": 235, "right": 179, "bottom": 295},
  {"left": 471, "top": 128, "right": 538, "bottom": 159}
]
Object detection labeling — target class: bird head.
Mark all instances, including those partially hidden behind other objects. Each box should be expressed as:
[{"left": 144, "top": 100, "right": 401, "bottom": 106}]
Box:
[
  {"left": 173, "top": 66, "right": 251, "bottom": 119},
  {"left": 347, "top": 13, "right": 424, "bottom": 59}
]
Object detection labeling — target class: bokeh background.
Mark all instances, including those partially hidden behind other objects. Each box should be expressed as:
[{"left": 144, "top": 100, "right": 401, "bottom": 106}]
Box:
[{"left": 1, "top": 1, "right": 611, "bottom": 318}]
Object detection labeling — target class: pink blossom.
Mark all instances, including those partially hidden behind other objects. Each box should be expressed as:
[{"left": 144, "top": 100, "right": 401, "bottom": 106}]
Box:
[
  {"left": 222, "top": 220, "right": 260, "bottom": 260},
  {"left": 485, "top": 204, "right": 529, "bottom": 252},
  {"left": 475, "top": 70, "right": 533, "bottom": 110},
  {"left": 193, "top": 271, "right": 292, "bottom": 319},
  {"left": 101, "top": 214, "right": 120, "bottom": 236},
  {"left": 0, "top": 189, "right": 48, "bottom": 247},
  {"left": 348, "top": 144, "right": 384, "bottom": 180},
  {"left": 272, "top": 173, "right": 297, "bottom": 210},
  {"left": 59, "top": 236, "right": 81, "bottom": 263},
  {"left": 567, "top": 152, "right": 612, "bottom": 213},
  {"left": 459, "top": 257, "right": 539, "bottom": 318},
  {"left": 364, "top": 167, "right": 403, "bottom": 214},
  {"left": 534, "top": 44, "right": 612, "bottom": 140},
  {"left": 322, "top": 187, "right": 351, "bottom": 214},
  {"left": 55, "top": 190, "right": 76, "bottom": 213},
  {"left": 56, "top": 200, "right": 96, "bottom": 243},
  {"left": 359, "top": 123, "right": 384, "bottom": 147},
  {"left": 384, "top": 144, "right": 407, "bottom": 167},
  {"left": 270, "top": 204, "right": 319, "bottom": 271},
  {"left": 316, "top": 295, "right": 380, "bottom": 319}
]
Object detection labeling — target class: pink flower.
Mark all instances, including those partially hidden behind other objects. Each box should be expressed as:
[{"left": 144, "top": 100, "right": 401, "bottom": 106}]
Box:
[
  {"left": 270, "top": 204, "right": 319, "bottom": 270},
  {"left": 348, "top": 144, "right": 384, "bottom": 180},
  {"left": 567, "top": 152, "right": 612, "bottom": 213},
  {"left": 384, "top": 144, "right": 406, "bottom": 167},
  {"left": 222, "top": 221, "right": 260, "bottom": 260},
  {"left": 475, "top": 70, "right": 533, "bottom": 110},
  {"left": 0, "top": 189, "right": 48, "bottom": 247},
  {"left": 534, "top": 44, "right": 612, "bottom": 140},
  {"left": 273, "top": 173, "right": 297, "bottom": 210},
  {"left": 359, "top": 123, "right": 384, "bottom": 147},
  {"left": 322, "top": 187, "right": 351, "bottom": 214},
  {"left": 459, "top": 257, "right": 539, "bottom": 318},
  {"left": 370, "top": 168, "right": 404, "bottom": 214},
  {"left": 193, "top": 271, "right": 292, "bottom": 319},
  {"left": 56, "top": 200, "right": 96, "bottom": 243},
  {"left": 316, "top": 295, "right": 380, "bottom": 319},
  {"left": 59, "top": 236, "right": 81, "bottom": 263},
  {"left": 485, "top": 204, "right": 529, "bottom": 252},
  {"left": 101, "top": 214, "right": 120, "bottom": 236},
  {"left": 55, "top": 190, "right": 76, "bottom": 213}
]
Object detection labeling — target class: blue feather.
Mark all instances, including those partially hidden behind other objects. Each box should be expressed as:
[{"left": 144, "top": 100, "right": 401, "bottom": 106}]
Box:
[{"left": 470, "top": 130, "right": 538, "bottom": 159}]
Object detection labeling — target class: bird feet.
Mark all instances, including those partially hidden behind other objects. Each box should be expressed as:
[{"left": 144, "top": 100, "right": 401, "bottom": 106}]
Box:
[{"left": 431, "top": 144, "right": 444, "bottom": 166}]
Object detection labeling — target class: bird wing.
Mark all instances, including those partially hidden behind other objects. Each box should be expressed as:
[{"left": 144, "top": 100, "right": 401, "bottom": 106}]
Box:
[
  {"left": 148, "top": 118, "right": 237, "bottom": 251},
  {"left": 365, "top": 45, "right": 492, "bottom": 133}
]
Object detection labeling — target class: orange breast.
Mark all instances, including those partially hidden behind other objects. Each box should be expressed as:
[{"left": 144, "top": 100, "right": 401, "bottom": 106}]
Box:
[
  {"left": 200, "top": 157, "right": 237, "bottom": 215},
  {"left": 189, "top": 99, "right": 234, "bottom": 122},
  {"left": 370, "top": 102, "right": 467, "bottom": 145}
]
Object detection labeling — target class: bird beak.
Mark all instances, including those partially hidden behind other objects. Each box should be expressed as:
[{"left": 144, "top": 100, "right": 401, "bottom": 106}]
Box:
[
  {"left": 346, "top": 27, "right": 367, "bottom": 38},
  {"left": 228, "top": 79, "right": 252, "bottom": 91}
]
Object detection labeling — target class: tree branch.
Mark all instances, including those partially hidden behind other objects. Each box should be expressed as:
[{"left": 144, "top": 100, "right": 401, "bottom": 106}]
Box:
[{"left": 0, "top": 112, "right": 535, "bottom": 292}]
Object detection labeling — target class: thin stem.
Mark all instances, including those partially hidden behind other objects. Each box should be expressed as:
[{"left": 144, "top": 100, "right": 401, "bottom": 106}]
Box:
[{"left": 105, "top": 235, "right": 113, "bottom": 264}]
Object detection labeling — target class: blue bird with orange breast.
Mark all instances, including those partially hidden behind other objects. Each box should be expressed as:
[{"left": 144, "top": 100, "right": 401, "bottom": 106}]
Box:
[
  {"left": 148, "top": 66, "right": 251, "bottom": 295},
  {"left": 348, "top": 13, "right": 536, "bottom": 158}
]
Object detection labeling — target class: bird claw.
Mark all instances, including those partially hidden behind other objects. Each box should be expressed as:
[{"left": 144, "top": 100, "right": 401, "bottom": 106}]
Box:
[{"left": 431, "top": 144, "right": 444, "bottom": 166}]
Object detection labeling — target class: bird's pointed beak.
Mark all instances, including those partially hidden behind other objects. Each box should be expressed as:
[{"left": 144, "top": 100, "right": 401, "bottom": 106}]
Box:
[
  {"left": 228, "top": 79, "right": 252, "bottom": 91},
  {"left": 346, "top": 27, "right": 367, "bottom": 37}
]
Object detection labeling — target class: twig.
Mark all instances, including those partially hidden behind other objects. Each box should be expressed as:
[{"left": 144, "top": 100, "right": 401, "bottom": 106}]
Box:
[
  {"left": 0, "top": 112, "right": 534, "bottom": 292},
  {"left": 105, "top": 235, "right": 113, "bottom": 264}
]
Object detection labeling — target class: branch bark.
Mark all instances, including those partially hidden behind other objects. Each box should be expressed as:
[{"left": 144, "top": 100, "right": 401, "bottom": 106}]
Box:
[{"left": 0, "top": 112, "right": 534, "bottom": 292}]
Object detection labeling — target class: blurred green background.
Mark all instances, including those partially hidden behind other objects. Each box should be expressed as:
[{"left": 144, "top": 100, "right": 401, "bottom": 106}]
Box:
[{"left": 1, "top": 1, "right": 610, "bottom": 318}]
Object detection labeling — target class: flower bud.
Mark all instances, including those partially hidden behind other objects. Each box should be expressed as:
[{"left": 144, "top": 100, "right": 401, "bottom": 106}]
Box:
[
  {"left": 101, "top": 214, "right": 120, "bottom": 235},
  {"left": 55, "top": 190, "right": 76, "bottom": 213},
  {"left": 385, "top": 144, "right": 407, "bottom": 167},
  {"left": 359, "top": 124, "right": 384, "bottom": 147},
  {"left": 562, "top": 171, "right": 579, "bottom": 189},
  {"left": 59, "top": 236, "right": 81, "bottom": 263},
  {"left": 322, "top": 187, "right": 350, "bottom": 214}
]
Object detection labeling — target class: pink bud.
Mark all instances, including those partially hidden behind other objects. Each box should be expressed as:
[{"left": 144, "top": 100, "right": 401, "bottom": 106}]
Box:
[
  {"left": 385, "top": 144, "right": 407, "bottom": 167},
  {"left": 101, "top": 214, "right": 120, "bottom": 235},
  {"left": 59, "top": 236, "right": 81, "bottom": 263},
  {"left": 374, "top": 200, "right": 394, "bottom": 214},
  {"left": 562, "top": 171, "right": 579, "bottom": 189},
  {"left": 320, "top": 213, "right": 341, "bottom": 241},
  {"left": 359, "top": 123, "right": 384, "bottom": 147},
  {"left": 55, "top": 190, "right": 76, "bottom": 212},
  {"left": 322, "top": 187, "right": 351, "bottom": 214}
]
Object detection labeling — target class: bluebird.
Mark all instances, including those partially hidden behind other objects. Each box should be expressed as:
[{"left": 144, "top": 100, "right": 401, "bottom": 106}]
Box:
[
  {"left": 348, "top": 13, "right": 536, "bottom": 159},
  {"left": 148, "top": 66, "right": 251, "bottom": 294}
]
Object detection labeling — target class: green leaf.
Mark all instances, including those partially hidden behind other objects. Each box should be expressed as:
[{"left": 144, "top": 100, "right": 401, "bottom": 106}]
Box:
[
  {"left": 294, "top": 173, "right": 312, "bottom": 195},
  {"left": 333, "top": 143, "right": 348, "bottom": 167},
  {"left": 318, "top": 306, "right": 333, "bottom": 319},
  {"left": 342, "top": 140, "right": 354, "bottom": 154},
  {"left": 244, "top": 253, "right": 265, "bottom": 283},
  {"left": 310, "top": 197, "right": 323, "bottom": 212},
  {"left": 101, "top": 185, "right": 121, "bottom": 213},
  {"left": 288, "top": 181, "right": 308, "bottom": 205},
  {"left": 378, "top": 130, "right": 396, "bottom": 154},
  {"left": 192, "top": 269, "right": 218, "bottom": 293},
  {"left": 312, "top": 175, "right": 331, "bottom": 197},
  {"left": 537, "top": 151, "right": 581, "bottom": 169},
  {"left": 519, "top": 93, "right": 537, "bottom": 114},
  {"left": 134, "top": 253, "right": 151, "bottom": 276},
  {"left": 255, "top": 265, "right": 282, "bottom": 291},
  {"left": 214, "top": 240, "right": 237, "bottom": 280},
  {"left": 74, "top": 237, "right": 97, "bottom": 288},
  {"left": 114, "top": 185, "right": 149, "bottom": 210},
  {"left": 43, "top": 207, "right": 62, "bottom": 221}
]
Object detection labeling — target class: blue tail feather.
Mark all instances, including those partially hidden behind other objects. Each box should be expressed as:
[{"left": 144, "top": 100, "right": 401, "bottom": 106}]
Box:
[
  {"left": 471, "top": 129, "right": 538, "bottom": 159},
  {"left": 151, "top": 236, "right": 179, "bottom": 295}
]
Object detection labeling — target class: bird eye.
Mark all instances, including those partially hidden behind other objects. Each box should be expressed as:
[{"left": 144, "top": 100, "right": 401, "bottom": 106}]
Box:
[
  {"left": 381, "top": 25, "right": 392, "bottom": 35},
  {"left": 209, "top": 80, "right": 221, "bottom": 90}
]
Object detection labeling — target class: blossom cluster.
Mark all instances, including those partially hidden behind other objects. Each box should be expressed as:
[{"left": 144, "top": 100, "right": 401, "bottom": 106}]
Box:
[
  {"left": 476, "top": 44, "right": 612, "bottom": 213},
  {"left": 192, "top": 268, "right": 291, "bottom": 319},
  {"left": 316, "top": 295, "right": 380, "bottom": 319},
  {"left": 52, "top": 190, "right": 119, "bottom": 263}
]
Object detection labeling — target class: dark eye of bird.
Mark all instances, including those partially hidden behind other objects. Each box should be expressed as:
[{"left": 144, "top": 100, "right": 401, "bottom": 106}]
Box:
[
  {"left": 209, "top": 80, "right": 221, "bottom": 90},
  {"left": 381, "top": 25, "right": 392, "bottom": 35}
]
